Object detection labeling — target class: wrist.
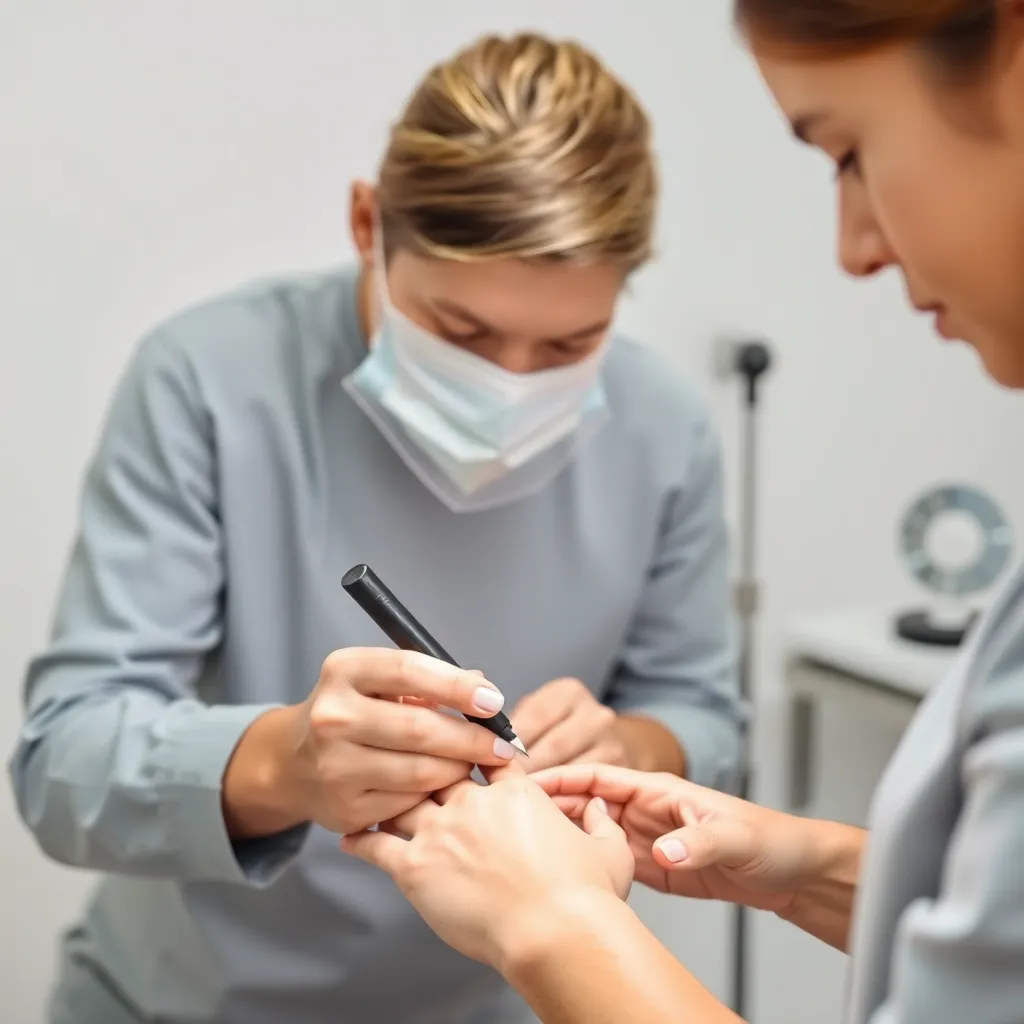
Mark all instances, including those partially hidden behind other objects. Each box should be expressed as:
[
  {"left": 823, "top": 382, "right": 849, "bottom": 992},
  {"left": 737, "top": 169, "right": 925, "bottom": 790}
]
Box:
[
  {"left": 800, "top": 818, "right": 864, "bottom": 891},
  {"left": 495, "top": 886, "right": 629, "bottom": 982},
  {"left": 777, "top": 819, "right": 864, "bottom": 946},
  {"left": 222, "top": 704, "right": 311, "bottom": 840},
  {"left": 614, "top": 715, "right": 685, "bottom": 775}
]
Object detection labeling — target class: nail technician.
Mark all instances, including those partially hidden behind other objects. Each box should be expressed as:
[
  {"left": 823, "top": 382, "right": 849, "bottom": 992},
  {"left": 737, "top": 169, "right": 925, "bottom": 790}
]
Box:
[
  {"left": 8, "top": 31, "right": 742, "bottom": 1024},
  {"left": 343, "top": 2, "right": 1024, "bottom": 1023}
]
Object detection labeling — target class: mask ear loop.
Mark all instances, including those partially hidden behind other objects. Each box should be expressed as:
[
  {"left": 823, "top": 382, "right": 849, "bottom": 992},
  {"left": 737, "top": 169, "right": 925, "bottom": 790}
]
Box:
[
  {"left": 365, "top": 210, "right": 393, "bottom": 350},
  {"left": 373, "top": 211, "right": 398, "bottom": 305}
]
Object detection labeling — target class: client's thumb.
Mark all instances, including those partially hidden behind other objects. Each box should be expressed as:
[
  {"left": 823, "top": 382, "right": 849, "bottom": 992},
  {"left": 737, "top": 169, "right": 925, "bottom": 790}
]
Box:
[{"left": 653, "top": 819, "right": 755, "bottom": 871}]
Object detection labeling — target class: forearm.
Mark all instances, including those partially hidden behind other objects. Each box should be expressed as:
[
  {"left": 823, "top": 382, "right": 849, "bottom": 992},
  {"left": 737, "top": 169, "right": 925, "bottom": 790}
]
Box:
[
  {"left": 499, "top": 892, "right": 741, "bottom": 1024},
  {"left": 11, "top": 685, "right": 297, "bottom": 882},
  {"left": 614, "top": 714, "right": 686, "bottom": 776},
  {"left": 779, "top": 820, "right": 865, "bottom": 951}
]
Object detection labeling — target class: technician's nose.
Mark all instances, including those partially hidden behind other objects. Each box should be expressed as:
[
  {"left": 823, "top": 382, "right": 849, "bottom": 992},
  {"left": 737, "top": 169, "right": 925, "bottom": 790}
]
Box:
[{"left": 482, "top": 344, "right": 537, "bottom": 374}]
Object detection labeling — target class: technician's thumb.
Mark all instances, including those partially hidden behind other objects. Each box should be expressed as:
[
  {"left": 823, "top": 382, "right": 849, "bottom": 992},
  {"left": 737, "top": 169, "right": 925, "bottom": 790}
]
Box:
[
  {"left": 653, "top": 820, "right": 756, "bottom": 871},
  {"left": 582, "top": 797, "right": 624, "bottom": 843}
]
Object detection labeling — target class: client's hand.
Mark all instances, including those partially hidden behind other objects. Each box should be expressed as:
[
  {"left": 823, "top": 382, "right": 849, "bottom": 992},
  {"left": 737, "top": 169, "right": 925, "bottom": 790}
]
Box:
[
  {"left": 535, "top": 764, "right": 827, "bottom": 916},
  {"left": 341, "top": 763, "right": 634, "bottom": 968}
]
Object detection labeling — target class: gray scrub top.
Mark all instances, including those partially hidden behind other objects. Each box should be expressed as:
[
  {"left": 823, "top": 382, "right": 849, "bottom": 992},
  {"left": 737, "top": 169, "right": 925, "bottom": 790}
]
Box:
[
  {"left": 846, "top": 560, "right": 1024, "bottom": 1022},
  {"left": 9, "top": 266, "right": 742, "bottom": 1024}
]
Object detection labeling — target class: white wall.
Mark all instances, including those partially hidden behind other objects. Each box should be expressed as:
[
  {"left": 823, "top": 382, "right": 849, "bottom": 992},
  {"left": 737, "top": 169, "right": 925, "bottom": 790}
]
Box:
[{"left": 3, "top": 3, "right": 1023, "bottom": 1022}]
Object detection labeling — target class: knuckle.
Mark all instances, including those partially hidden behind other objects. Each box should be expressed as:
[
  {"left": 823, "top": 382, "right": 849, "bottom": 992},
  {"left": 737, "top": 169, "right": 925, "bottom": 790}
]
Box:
[
  {"left": 694, "top": 825, "right": 716, "bottom": 854},
  {"left": 401, "top": 711, "right": 432, "bottom": 749},
  {"left": 397, "top": 649, "right": 427, "bottom": 689},
  {"left": 338, "top": 803, "right": 370, "bottom": 835},
  {"left": 308, "top": 694, "right": 356, "bottom": 737},
  {"left": 406, "top": 757, "right": 440, "bottom": 791},
  {"left": 320, "top": 648, "right": 354, "bottom": 681}
]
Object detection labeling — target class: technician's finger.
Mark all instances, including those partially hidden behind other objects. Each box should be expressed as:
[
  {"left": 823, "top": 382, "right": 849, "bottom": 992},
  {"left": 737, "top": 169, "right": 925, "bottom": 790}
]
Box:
[
  {"left": 510, "top": 678, "right": 580, "bottom": 744},
  {"left": 343, "top": 747, "right": 474, "bottom": 793},
  {"left": 324, "top": 647, "right": 506, "bottom": 716},
  {"left": 344, "top": 695, "right": 518, "bottom": 764},
  {"left": 522, "top": 707, "right": 601, "bottom": 769},
  {"left": 341, "top": 830, "right": 408, "bottom": 875}
]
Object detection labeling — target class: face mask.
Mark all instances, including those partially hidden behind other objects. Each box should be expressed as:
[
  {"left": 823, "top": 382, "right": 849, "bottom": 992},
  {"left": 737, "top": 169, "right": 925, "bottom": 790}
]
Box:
[{"left": 343, "top": 257, "right": 611, "bottom": 513}]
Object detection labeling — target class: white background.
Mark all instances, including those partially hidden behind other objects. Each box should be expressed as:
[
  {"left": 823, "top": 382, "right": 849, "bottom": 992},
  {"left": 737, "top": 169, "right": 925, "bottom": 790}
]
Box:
[{"left": 3, "top": 3, "right": 1023, "bottom": 1022}]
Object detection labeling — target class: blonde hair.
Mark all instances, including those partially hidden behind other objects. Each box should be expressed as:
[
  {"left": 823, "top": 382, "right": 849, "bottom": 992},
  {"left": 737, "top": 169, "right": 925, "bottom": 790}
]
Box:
[{"left": 376, "top": 32, "right": 656, "bottom": 270}]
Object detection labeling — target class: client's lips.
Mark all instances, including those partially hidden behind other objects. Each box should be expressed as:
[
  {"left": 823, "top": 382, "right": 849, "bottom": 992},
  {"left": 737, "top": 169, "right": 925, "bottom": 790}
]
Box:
[{"left": 914, "top": 302, "right": 952, "bottom": 339}]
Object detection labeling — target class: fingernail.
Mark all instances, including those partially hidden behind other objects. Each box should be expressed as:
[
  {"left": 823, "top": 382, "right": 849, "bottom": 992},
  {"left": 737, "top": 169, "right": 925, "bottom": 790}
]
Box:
[
  {"left": 659, "top": 839, "right": 688, "bottom": 863},
  {"left": 473, "top": 686, "right": 505, "bottom": 714},
  {"left": 591, "top": 797, "right": 608, "bottom": 815},
  {"left": 493, "top": 737, "right": 516, "bottom": 759}
]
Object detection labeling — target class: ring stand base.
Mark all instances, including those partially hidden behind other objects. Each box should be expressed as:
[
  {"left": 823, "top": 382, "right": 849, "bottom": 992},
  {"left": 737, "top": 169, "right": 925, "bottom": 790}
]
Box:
[{"left": 894, "top": 608, "right": 977, "bottom": 647}]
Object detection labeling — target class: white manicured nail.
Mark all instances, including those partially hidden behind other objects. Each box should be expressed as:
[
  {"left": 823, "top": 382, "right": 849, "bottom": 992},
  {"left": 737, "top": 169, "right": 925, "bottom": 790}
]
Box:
[
  {"left": 473, "top": 687, "right": 505, "bottom": 714},
  {"left": 493, "top": 737, "right": 516, "bottom": 759}
]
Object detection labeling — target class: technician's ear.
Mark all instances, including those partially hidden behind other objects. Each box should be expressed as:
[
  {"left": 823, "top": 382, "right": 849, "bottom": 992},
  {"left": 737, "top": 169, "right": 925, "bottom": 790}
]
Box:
[{"left": 349, "top": 180, "right": 377, "bottom": 271}]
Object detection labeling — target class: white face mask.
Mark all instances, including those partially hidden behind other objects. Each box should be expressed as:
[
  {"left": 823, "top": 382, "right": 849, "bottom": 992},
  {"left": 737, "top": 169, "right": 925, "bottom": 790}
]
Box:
[{"left": 343, "top": 254, "right": 611, "bottom": 513}]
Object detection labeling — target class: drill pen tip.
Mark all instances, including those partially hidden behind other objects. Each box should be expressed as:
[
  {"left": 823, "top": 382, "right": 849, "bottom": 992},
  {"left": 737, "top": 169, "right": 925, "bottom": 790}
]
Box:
[{"left": 510, "top": 736, "right": 529, "bottom": 757}]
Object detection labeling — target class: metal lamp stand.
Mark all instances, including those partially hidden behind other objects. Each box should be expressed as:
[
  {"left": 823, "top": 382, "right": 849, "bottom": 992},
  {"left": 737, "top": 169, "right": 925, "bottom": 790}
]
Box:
[{"left": 716, "top": 339, "right": 773, "bottom": 1020}]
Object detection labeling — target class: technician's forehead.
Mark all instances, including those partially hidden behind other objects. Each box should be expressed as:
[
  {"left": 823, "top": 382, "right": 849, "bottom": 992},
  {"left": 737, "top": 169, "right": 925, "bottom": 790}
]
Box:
[{"left": 393, "top": 253, "right": 622, "bottom": 335}]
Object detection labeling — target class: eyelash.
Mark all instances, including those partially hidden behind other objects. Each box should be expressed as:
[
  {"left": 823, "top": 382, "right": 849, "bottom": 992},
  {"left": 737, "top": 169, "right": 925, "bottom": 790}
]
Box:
[
  {"left": 443, "top": 329, "right": 588, "bottom": 355},
  {"left": 835, "top": 149, "right": 860, "bottom": 179},
  {"left": 442, "top": 328, "right": 488, "bottom": 344}
]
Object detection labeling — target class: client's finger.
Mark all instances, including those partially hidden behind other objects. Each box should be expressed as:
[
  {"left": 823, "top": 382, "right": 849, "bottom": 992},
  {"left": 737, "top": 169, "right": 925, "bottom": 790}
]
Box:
[
  {"left": 551, "top": 794, "right": 589, "bottom": 819},
  {"left": 582, "top": 798, "right": 626, "bottom": 843},
  {"left": 340, "top": 830, "right": 408, "bottom": 875},
  {"left": 433, "top": 777, "right": 483, "bottom": 806},
  {"left": 384, "top": 799, "right": 440, "bottom": 837},
  {"left": 480, "top": 760, "right": 527, "bottom": 784},
  {"left": 533, "top": 763, "right": 649, "bottom": 803},
  {"left": 653, "top": 819, "right": 758, "bottom": 870},
  {"left": 551, "top": 793, "right": 624, "bottom": 824}
]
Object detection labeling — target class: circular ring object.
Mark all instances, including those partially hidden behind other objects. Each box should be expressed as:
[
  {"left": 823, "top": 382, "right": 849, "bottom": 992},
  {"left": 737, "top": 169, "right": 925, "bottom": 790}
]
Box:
[{"left": 899, "top": 484, "right": 1013, "bottom": 597}]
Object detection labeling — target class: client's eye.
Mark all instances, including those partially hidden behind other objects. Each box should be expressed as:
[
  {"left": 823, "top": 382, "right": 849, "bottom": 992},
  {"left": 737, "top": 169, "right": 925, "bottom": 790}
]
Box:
[{"left": 835, "top": 149, "right": 860, "bottom": 179}]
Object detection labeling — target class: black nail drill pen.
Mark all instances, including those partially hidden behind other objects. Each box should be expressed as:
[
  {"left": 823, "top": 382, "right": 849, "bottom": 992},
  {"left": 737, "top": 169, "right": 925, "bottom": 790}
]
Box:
[{"left": 341, "top": 564, "right": 527, "bottom": 755}]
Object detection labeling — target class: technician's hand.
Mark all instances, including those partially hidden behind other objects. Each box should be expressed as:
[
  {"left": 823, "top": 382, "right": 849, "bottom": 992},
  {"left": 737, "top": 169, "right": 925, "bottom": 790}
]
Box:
[
  {"left": 223, "top": 648, "right": 517, "bottom": 839},
  {"left": 341, "top": 763, "right": 634, "bottom": 968},
  {"left": 511, "top": 677, "right": 627, "bottom": 771},
  {"left": 535, "top": 764, "right": 827, "bottom": 915}
]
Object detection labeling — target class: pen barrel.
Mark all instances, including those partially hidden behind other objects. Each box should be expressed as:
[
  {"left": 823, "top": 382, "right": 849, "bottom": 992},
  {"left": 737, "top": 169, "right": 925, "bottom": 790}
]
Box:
[
  {"left": 342, "top": 564, "right": 457, "bottom": 664},
  {"left": 341, "top": 564, "right": 516, "bottom": 743}
]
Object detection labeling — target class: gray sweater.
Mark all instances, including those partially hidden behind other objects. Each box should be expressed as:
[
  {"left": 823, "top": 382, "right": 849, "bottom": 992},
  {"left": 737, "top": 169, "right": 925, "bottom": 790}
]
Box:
[{"left": 10, "top": 265, "right": 742, "bottom": 1024}]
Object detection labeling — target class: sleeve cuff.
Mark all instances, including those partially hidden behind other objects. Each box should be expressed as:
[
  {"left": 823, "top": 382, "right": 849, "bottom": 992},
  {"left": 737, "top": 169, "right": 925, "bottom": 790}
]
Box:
[
  {"left": 618, "top": 702, "right": 746, "bottom": 793},
  {"left": 150, "top": 703, "right": 310, "bottom": 886}
]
